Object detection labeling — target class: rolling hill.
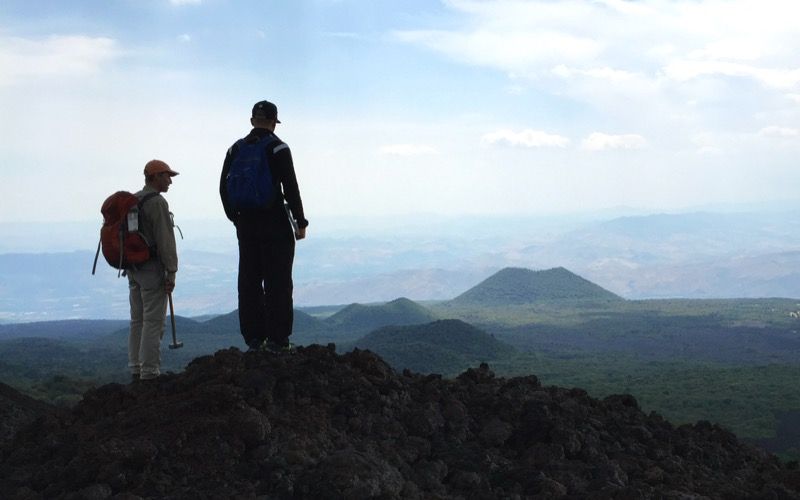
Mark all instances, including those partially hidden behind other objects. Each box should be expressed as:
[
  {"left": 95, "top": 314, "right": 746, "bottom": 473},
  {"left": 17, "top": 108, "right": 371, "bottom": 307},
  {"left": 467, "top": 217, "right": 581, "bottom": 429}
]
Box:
[
  {"left": 349, "top": 319, "right": 516, "bottom": 375},
  {"left": 451, "top": 266, "right": 623, "bottom": 305},
  {"left": 199, "top": 308, "right": 332, "bottom": 346},
  {"left": 323, "top": 297, "right": 439, "bottom": 337},
  {"left": 200, "top": 308, "right": 326, "bottom": 336},
  {"left": 0, "top": 319, "right": 129, "bottom": 340}
]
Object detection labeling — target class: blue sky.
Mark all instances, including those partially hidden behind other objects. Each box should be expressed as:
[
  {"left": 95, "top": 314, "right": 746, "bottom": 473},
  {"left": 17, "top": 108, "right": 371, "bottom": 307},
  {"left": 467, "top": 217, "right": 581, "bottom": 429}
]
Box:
[{"left": 1, "top": 0, "right": 799, "bottom": 224}]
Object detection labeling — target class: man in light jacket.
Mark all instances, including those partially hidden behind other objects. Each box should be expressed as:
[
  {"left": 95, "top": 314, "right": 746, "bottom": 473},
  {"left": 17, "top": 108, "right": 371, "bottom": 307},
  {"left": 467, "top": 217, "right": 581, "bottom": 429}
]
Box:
[{"left": 128, "top": 159, "right": 179, "bottom": 380}]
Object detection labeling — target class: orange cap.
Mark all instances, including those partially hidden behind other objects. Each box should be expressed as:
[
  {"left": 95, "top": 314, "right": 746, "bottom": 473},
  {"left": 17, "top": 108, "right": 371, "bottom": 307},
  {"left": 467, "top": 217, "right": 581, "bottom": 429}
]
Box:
[{"left": 144, "top": 159, "right": 179, "bottom": 177}]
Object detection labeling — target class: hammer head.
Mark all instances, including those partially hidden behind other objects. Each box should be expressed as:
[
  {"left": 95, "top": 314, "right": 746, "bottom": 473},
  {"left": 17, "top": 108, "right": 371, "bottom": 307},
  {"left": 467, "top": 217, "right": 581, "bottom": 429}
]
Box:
[{"left": 169, "top": 341, "right": 184, "bottom": 350}]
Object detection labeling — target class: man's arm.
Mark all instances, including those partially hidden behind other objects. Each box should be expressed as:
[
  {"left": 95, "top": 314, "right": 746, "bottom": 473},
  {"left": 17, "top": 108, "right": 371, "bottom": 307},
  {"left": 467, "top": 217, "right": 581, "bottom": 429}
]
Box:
[
  {"left": 152, "top": 197, "right": 178, "bottom": 291},
  {"left": 274, "top": 145, "right": 308, "bottom": 234}
]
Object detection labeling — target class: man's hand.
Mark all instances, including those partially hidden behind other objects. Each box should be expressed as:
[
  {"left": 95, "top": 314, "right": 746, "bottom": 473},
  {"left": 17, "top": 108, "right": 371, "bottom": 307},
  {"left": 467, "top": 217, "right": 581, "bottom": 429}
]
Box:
[
  {"left": 295, "top": 226, "right": 307, "bottom": 240},
  {"left": 165, "top": 279, "right": 176, "bottom": 293}
]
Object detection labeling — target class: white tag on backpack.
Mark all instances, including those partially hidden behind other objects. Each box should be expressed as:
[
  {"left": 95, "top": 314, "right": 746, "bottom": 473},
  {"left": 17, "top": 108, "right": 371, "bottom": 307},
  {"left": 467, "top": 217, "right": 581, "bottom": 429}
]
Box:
[{"left": 127, "top": 210, "right": 138, "bottom": 232}]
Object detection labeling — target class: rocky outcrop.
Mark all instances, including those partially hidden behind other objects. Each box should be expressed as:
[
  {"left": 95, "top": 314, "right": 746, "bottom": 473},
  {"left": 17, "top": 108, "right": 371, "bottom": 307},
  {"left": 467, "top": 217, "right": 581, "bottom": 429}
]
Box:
[
  {"left": 0, "top": 382, "right": 55, "bottom": 448},
  {"left": 1, "top": 345, "right": 798, "bottom": 499}
]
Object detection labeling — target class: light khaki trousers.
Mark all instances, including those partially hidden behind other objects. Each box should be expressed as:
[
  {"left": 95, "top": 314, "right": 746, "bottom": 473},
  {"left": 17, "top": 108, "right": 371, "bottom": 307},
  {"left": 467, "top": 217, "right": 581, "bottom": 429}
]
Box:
[{"left": 128, "top": 266, "right": 167, "bottom": 379}]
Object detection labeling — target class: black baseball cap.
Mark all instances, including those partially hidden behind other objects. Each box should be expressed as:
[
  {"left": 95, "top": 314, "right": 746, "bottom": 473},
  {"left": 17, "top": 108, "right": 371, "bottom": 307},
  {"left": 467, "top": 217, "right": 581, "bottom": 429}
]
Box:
[{"left": 252, "top": 100, "right": 281, "bottom": 123}]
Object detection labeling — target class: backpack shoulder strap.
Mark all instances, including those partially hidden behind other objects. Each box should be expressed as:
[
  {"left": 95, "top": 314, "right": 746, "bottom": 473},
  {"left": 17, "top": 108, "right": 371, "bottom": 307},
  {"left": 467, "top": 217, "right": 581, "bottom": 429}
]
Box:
[
  {"left": 137, "top": 191, "right": 160, "bottom": 208},
  {"left": 135, "top": 192, "right": 161, "bottom": 257},
  {"left": 232, "top": 133, "right": 277, "bottom": 156}
]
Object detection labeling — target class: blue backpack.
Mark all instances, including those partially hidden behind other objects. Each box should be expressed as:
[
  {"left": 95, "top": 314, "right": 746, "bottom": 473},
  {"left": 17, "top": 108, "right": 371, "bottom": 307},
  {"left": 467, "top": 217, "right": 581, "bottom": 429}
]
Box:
[{"left": 226, "top": 134, "right": 277, "bottom": 209}]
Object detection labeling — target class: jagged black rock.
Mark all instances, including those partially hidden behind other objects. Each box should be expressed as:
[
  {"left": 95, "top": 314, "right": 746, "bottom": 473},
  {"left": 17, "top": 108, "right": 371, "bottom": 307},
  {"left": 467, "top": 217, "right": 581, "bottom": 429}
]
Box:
[{"left": 1, "top": 345, "right": 798, "bottom": 499}]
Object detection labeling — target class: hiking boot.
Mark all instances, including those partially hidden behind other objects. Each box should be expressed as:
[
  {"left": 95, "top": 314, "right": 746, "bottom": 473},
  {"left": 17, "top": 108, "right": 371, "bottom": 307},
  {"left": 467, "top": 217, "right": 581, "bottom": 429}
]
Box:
[
  {"left": 246, "top": 339, "right": 267, "bottom": 353},
  {"left": 262, "top": 340, "right": 295, "bottom": 354}
]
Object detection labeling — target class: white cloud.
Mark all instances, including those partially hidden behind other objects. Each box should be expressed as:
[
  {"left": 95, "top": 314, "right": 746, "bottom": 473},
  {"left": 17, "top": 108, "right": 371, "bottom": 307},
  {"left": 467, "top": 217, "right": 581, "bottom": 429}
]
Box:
[
  {"left": 177, "top": 34, "right": 192, "bottom": 43},
  {"left": 379, "top": 144, "right": 439, "bottom": 156},
  {"left": 691, "top": 133, "right": 724, "bottom": 155},
  {"left": 397, "top": 0, "right": 800, "bottom": 91},
  {"left": 551, "top": 65, "right": 638, "bottom": 82},
  {"left": 759, "top": 126, "right": 800, "bottom": 138},
  {"left": 169, "top": 0, "right": 201, "bottom": 5},
  {"left": 0, "top": 35, "right": 120, "bottom": 85},
  {"left": 664, "top": 60, "right": 800, "bottom": 89},
  {"left": 787, "top": 94, "right": 800, "bottom": 104},
  {"left": 393, "top": 29, "right": 601, "bottom": 72},
  {"left": 689, "top": 38, "right": 764, "bottom": 61},
  {"left": 582, "top": 133, "right": 647, "bottom": 151},
  {"left": 482, "top": 129, "right": 570, "bottom": 148}
]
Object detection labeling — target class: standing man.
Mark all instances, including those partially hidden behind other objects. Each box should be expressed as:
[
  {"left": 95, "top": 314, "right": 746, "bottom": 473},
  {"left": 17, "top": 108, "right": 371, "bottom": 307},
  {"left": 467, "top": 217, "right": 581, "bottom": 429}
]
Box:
[
  {"left": 128, "top": 159, "right": 179, "bottom": 380},
  {"left": 220, "top": 100, "right": 308, "bottom": 352}
]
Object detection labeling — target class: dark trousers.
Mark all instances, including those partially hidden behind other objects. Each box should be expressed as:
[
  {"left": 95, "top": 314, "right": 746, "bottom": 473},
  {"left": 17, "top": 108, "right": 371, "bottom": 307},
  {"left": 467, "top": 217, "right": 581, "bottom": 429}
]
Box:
[{"left": 236, "top": 216, "right": 295, "bottom": 348}]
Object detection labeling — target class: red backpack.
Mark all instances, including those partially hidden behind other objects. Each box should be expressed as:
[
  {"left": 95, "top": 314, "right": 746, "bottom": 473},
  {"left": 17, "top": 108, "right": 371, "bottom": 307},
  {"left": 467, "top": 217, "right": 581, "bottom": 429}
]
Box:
[{"left": 92, "top": 191, "right": 158, "bottom": 276}]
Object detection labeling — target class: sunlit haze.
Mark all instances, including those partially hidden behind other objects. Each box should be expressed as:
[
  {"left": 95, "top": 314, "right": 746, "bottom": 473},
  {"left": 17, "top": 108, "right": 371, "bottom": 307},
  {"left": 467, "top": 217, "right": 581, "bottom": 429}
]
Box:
[{"left": 2, "top": 0, "right": 799, "bottom": 224}]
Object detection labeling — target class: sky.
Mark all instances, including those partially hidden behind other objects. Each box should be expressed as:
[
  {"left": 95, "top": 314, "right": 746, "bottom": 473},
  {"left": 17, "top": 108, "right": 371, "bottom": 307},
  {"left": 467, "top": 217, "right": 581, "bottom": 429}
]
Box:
[{"left": 1, "top": 0, "right": 800, "bottom": 225}]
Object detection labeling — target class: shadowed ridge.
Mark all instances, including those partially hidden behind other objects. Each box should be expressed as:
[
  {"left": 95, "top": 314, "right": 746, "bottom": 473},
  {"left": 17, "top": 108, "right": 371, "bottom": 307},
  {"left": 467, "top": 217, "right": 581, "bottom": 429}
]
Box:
[
  {"left": 351, "top": 319, "right": 516, "bottom": 375},
  {"left": 324, "top": 296, "right": 439, "bottom": 334},
  {"left": 1, "top": 345, "right": 798, "bottom": 499},
  {"left": 202, "top": 308, "right": 325, "bottom": 334},
  {"left": 452, "top": 266, "right": 623, "bottom": 305},
  {"left": 0, "top": 319, "right": 130, "bottom": 340}
]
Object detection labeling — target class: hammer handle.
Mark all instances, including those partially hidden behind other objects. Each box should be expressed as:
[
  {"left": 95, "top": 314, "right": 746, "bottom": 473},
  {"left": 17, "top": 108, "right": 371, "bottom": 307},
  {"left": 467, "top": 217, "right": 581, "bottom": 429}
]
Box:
[{"left": 168, "top": 293, "right": 178, "bottom": 346}]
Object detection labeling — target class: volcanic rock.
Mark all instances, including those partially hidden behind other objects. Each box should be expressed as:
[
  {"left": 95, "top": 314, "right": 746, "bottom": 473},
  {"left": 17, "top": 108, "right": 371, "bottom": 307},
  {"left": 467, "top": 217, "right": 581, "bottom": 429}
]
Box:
[
  {"left": 0, "top": 382, "right": 56, "bottom": 448},
  {"left": 1, "top": 345, "right": 798, "bottom": 499}
]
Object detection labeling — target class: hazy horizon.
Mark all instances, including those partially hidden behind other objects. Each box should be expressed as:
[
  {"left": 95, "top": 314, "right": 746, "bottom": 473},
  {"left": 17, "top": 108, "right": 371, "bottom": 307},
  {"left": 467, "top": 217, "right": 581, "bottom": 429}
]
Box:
[
  {"left": 3, "top": 208, "right": 800, "bottom": 323},
  {"left": 2, "top": 201, "right": 800, "bottom": 253}
]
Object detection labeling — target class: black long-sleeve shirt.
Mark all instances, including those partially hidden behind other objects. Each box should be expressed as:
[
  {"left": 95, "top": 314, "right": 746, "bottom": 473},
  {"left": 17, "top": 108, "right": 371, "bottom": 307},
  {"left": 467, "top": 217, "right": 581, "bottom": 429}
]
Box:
[{"left": 219, "top": 128, "right": 308, "bottom": 229}]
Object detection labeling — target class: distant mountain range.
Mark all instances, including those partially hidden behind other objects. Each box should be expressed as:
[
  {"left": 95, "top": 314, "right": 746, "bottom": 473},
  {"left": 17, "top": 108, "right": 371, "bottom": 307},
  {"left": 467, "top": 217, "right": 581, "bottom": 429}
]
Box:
[
  {"left": 3, "top": 264, "right": 799, "bottom": 375},
  {"left": 4, "top": 210, "right": 800, "bottom": 322},
  {"left": 0, "top": 266, "right": 602, "bottom": 377}
]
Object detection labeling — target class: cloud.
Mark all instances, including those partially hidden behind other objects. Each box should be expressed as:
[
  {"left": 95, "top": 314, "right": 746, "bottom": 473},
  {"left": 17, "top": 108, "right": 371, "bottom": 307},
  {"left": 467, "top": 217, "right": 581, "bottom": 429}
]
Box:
[
  {"left": 691, "top": 133, "right": 724, "bottom": 155},
  {"left": 551, "top": 65, "right": 638, "bottom": 82},
  {"left": 169, "top": 0, "right": 201, "bottom": 5},
  {"left": 394, "top": 29, "right": 600, "bottom": 72},
  {"left": 664, "top": 60, "right": 800, "bottom": 89},
  {"left": 177, "top": 34, "right": 192, "bottom": 43},
  {"left": 379, "top": 144, "right": 439, "bottom": 156},
  {"left": 0, "top": 35, "right": 120, "bottom": 85},
  {"left": 759, "top": 126, "right": 800, "bottom": 138},
  {"left": 582, "top": 133, "right": 647, "bottom": 151},
  {"left": 689, "top": 38, "right": 765, "bottom": 61},
  {"left": 396, "top": 0, "right": 800, "bottom": 91},
  {"left": 481, "top": 129, "right": 570, "bottom": 148}
]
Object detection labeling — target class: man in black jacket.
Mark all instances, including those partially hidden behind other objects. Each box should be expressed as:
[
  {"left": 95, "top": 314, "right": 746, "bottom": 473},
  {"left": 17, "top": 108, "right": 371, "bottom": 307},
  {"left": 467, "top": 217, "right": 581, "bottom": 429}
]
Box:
[{"left": 220, "top": 100, "right": 308, "bottom": 352}]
